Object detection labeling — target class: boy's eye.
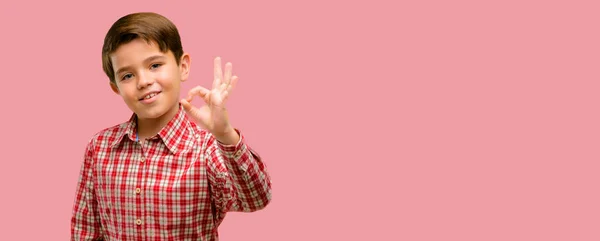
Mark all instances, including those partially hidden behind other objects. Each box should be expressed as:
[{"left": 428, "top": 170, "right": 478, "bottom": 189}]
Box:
[
  {"left": 121, "top": 73, "right": 133, "bottom": 81},
  {"left": 150, "top": 63, "right": 162, "bottom": 69}
]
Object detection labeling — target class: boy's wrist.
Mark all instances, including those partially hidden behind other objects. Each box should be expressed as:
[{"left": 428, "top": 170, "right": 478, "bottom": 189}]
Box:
[{"left": 214, "top": 127, "right": 240, "bottom": 145}]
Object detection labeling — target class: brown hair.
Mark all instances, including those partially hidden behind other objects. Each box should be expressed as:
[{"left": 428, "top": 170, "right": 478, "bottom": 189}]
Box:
[{"left": 102, "top": 12, "right": 184, "bottom": 84}]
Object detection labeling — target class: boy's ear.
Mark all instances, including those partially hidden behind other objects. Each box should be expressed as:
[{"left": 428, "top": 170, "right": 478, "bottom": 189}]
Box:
[
  {"left": 179, "top": 53, "right": 191, "bottom": 82},
  {"left": 110, "top": 81, "right": 120, "bottom": 95}
]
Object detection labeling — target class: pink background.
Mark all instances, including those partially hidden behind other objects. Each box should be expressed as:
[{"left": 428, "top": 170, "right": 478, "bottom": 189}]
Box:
[{"left": 1, "top": 0, "right": 599, "bottom": 240}]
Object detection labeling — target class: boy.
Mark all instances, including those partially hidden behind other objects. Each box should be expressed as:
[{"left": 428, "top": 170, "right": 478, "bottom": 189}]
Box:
[{"left": 70, "top": 12, "right": 272, "bottom": 241}]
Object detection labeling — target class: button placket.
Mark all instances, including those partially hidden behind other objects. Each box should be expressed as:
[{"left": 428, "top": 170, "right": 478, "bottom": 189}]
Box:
[{"left": 135, "top": 139, "right": 147, "bottom": 231}]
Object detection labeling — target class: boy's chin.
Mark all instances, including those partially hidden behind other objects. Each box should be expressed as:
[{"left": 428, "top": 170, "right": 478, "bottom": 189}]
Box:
[
  {"left": 134, "top": 106, "right": 168, "bottom": 120},
  {"left": 136, "top": 111, "right": 162, "bottom": 120},
  {"left": 133, "top": 102, "right": 178, "bottom": 120}
]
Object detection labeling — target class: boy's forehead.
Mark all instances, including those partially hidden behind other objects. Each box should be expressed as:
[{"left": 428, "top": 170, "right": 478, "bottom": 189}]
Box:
[{"left": 110, "top": 39, "right": 171, "bottom": 67}]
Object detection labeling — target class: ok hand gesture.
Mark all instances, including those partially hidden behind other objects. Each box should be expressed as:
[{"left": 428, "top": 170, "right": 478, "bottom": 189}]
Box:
[{"left": 180, "top": 57, "right": 239, "bottom": 144}]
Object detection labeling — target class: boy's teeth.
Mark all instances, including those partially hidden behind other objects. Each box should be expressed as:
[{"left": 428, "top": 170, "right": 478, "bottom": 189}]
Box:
[{"left": 144, "top": 93, "right": 157, "bottom": 99}]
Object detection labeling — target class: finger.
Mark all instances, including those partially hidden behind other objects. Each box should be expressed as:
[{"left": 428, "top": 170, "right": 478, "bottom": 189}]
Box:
[
  {"left": 180, "top": 99, "right": 211, "bottom": 129},
  {"left": 213, "top": 57, "right": 222, "bottom": 89},
  {"left": 226, "top": 76, "right": 238, "bottom": 94},
  {"left": 224, "top": 62, "right": 232, "bottom": 86},
  {"left": 179, "top": 99, "right": 195, "bottom": 112},
  {"left": 222, "top": 90, "right": 230, "bottom": 102},
  {"left": 219, "top": 82, "right": 227, "bottom": 92},
  {"left": 221, "top": 76, "right": 238, "bottom": 103},
  {"left": 187, "top": 86, "right": 211, "bottom": 102}
]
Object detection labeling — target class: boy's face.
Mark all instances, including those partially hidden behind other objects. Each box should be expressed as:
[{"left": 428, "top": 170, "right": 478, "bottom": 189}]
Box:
[{"left": 109, "top": 38, "right": 190, "bottom": 121}]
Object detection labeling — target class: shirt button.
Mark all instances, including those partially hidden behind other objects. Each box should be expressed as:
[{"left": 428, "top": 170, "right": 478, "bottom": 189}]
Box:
[
  {"left": 136, "top": 219, "right": 142, "bottom": 225},
  {"left": 135, "top": 188, "right": 141, "bottom": 194},
  {"left": 140, "top": 157, "right": 145, "bottom": 163}
]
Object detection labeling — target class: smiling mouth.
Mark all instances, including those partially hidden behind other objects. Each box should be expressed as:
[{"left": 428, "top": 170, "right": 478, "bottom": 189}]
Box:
[{"left": 139, "top": 91, "right": 161, "bottom": 100}]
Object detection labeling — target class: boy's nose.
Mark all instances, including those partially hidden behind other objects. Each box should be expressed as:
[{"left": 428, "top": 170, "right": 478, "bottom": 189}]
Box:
[{"left": 137, "top": 73, "right": 155, "bottom": 89}]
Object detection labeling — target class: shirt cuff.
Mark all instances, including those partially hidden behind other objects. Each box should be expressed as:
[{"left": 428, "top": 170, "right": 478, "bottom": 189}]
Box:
[{"left": 216, "top": 128, "right": 246, "bottom": 159}]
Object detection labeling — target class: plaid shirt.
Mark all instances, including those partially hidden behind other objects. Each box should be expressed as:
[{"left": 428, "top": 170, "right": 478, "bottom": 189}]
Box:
[{"left": 70, "top": 105, "right": 272, "bottom": 240}]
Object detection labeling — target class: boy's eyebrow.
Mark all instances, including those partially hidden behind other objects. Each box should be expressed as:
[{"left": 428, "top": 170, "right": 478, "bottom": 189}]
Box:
[{"left": 115, "top": 55, "right": 167, "bottom": 76}]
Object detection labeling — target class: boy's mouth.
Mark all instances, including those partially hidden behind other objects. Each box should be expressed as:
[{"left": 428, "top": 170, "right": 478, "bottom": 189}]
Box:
[{"left": 139, "top": 91, "right": 162, "bottom": 101}]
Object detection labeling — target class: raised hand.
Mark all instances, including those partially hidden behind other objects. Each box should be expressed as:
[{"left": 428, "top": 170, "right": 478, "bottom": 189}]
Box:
[{"left": 180, "top": 57, "right": 239, "bottom": 144}]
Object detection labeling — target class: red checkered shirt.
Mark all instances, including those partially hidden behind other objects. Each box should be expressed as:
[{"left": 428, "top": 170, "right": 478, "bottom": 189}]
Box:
[{"left": 70, "top": 105, "right": 272, "bottom": 240}]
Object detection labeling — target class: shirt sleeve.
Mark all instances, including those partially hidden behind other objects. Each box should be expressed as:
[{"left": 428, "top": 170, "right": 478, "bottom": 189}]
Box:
[
  {"left": 206, "top": 129, "right": 272, "bottom": 213},
  {"left": 70, "top": 139, "right": 105, "bottom": 241}
]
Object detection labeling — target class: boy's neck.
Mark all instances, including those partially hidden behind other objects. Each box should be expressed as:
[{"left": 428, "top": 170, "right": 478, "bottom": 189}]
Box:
[{"left": 136, "top": 104, "right": 179, "bottom": 140}]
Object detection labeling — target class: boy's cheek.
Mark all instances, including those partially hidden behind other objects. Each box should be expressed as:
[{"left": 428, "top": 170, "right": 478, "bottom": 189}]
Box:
[{"left": 118, "top": 85, "right": 136, "bottom": 97}]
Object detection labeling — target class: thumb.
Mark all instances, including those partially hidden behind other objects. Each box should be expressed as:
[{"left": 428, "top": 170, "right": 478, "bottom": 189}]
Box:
[
  {"left": 180, "top": 99, "right": 211, "bottom": 129},
  {"left": 180, "top": 99, "right": 194, "bottom": 112}
]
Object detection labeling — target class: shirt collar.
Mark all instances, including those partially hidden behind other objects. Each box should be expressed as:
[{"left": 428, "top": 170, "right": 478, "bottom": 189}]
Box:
[{"left": 110, "top": 104, "right": 190, "bottom": 154}]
